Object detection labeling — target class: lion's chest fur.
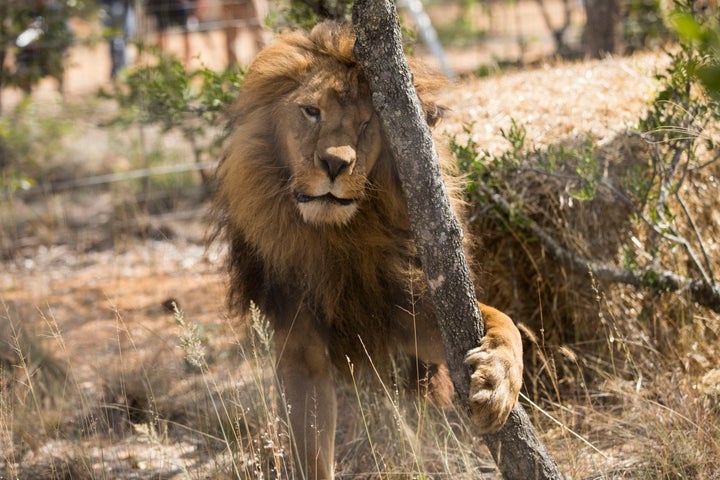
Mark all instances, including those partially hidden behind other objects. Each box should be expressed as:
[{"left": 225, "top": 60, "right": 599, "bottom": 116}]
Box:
[{"left": 260, "top": 198, "right": 426, "bottom": 365}]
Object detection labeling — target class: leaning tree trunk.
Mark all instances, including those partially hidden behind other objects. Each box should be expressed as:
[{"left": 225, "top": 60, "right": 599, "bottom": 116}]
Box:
[{"left": 352, "top": 1, "right": 563, "bottom": 479}]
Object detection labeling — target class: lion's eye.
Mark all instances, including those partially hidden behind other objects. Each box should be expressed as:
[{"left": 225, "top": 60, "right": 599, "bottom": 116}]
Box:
[
  {"left": 359, "top": 120, "right": 370, "bottom": 135},
  {"left": 301, "top": 106, "right": 321, "bottom": 122}
]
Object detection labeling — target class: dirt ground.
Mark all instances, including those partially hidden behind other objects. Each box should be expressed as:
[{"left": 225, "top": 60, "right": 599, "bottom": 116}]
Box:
[{"left": 1, "top": 241, "right": 228, "bottom": 477}]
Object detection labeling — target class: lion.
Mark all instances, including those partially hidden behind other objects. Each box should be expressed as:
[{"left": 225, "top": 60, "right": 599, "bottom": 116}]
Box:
[{"left": 213, "top": 21, "right": 523, "bottom": 480}]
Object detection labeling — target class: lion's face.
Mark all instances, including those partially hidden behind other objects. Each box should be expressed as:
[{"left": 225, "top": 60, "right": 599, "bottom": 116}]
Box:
[{"left": 275, "top": 63, "right": 383, "bottom": 226}]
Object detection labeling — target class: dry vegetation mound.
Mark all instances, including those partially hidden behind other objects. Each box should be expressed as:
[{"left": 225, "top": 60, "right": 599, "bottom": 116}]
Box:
[{"left": 442, "top": 52, "right": 720, "bottom": 477}]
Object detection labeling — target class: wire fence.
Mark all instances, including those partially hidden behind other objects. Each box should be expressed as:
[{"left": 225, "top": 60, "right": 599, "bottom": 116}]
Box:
[
  {"left": 1, "top": 159, "right": 214, "bottom": 257},
  {"left": 0, "top": 0, "right": 266, "bottom": 46},
  {"left": 2, "top": 161, "right": 216, "bottom": 200},
  {"left": 1, "top": 0, "right": 268, "bottom": 76}
]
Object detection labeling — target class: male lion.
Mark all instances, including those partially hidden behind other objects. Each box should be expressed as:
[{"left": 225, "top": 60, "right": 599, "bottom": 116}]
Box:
[{"left": 214, "top": 21, "right": 523, "bottom": 480}]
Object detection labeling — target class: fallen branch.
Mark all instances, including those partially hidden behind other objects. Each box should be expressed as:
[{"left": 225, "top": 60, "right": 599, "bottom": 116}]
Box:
[
  {"left": 480, "top": 183, "right": 720, "bottom": 312},
  {"left": 352, "top": 2, "right": 563, "bottom": 479}
]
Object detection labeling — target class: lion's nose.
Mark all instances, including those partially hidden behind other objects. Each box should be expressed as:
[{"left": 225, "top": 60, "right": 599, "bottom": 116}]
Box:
[
  {"left": 318, "top": 146, "right": 355, "bottom": 181},
  {"left": 320, "top": 156, "right": 351, "bottom": 181}
]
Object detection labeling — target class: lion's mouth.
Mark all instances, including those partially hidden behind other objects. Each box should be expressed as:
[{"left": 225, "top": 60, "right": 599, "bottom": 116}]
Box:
[{"left": 294, "top": 192, "right": 356, "bottom": 206}]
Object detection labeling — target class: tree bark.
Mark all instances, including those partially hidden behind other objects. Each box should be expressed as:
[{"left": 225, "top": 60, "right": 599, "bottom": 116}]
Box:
[
  {"left": 583, "top": 0, "right": 622, "bottom": 58},
  {"left": 352, "top": 1, "right": 563, "bottom": 479}
]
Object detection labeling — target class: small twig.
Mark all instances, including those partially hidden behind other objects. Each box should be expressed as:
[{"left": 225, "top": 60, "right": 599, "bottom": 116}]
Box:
[
  {"left": 689, "top": 150, "right": 720, "bottom": 171},
  {"left": 675, "top": 192, "right": 716, "bottom": 285},
  {"left": 595, "top": 177, "right": 713, "bottom": 286}
]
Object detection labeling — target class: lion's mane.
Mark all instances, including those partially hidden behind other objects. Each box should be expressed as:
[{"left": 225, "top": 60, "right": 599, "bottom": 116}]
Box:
[{"left": 214, "top": 22, "right": 468, "bottom": 366}]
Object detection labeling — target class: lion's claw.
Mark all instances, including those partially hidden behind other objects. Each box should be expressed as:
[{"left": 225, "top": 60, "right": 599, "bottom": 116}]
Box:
[{"left": 464, "top": 338, "right": 522, "bottom": 433}]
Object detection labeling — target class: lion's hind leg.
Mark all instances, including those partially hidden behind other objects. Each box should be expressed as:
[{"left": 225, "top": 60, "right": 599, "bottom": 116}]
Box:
[
  {"left": 275, "top": 314, "right": 337, "bottom": 480},
  {"left": 464, "top": 304, "right": 523, "bottom": 433}
]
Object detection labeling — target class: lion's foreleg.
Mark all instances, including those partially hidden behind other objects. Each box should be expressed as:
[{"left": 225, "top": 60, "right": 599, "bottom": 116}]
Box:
[
  {"left": 464, "top": 303, "right": 523, "bottom": 433},
  {"left": 275, "top": 316, "right": 337, "bottom": 480},
  {"left": 400, "top": 301, "right": 523, "bottom": 433}
]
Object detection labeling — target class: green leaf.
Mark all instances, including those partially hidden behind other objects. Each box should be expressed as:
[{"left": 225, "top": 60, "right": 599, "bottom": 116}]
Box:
[
  {"left": 672, "top": 12, "right": 703, "bottom": 42},
  {"left": 698, "top": 65, "right": 720, "bottom": 93}
]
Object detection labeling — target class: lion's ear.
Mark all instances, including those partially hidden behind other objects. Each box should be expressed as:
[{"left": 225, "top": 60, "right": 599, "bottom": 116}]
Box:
[
  {"left": 409, "top": 59, "right": 449, "bottom": 128},
  {"left": 423, "top": 102, "right": 447, "bottom": 128}
]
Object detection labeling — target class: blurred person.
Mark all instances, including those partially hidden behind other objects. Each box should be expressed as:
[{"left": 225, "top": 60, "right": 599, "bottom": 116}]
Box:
[
  {"left": 102, "top": 0, "right": 136, "bottom": 79},
  {"left": 145, "top": 0, "right": 195, "bottom": 61},
  {"left": 221, "top": 0, "right": 266, "bottom": 65}
]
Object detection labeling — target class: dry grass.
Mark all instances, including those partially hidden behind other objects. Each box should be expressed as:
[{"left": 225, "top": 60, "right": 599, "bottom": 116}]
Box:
[{"left": 2, "top": 49, "right": 720, "bottom": 479}]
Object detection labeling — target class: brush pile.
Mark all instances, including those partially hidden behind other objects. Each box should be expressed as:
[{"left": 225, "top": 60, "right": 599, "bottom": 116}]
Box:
[{"left": 440, "top": 51, "right": 720, "bottom": 473}]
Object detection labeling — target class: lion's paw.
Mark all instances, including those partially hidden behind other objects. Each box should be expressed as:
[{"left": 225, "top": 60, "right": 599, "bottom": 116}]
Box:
[{"left": 464, "top": 338, "right": 523, "bottom": 433}]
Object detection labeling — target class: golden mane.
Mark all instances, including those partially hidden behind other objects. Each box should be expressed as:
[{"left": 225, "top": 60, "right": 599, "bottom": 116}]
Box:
[{"left": 214, "top": 21, "right": 464, "bottom": 365}]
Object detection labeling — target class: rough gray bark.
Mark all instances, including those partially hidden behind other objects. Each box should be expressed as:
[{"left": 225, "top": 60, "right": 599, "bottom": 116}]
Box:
[{"left": 352, "top": 1, "right": 563, "bottom": 479}]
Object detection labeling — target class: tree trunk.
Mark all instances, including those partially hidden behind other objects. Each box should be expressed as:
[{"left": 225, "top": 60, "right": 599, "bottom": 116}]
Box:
[
  {"left": 583, "top": 0, "right": 622, "bottom": 58},
  {"left": 351, "top": 1, "right": 563, "bottom": 479}
]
